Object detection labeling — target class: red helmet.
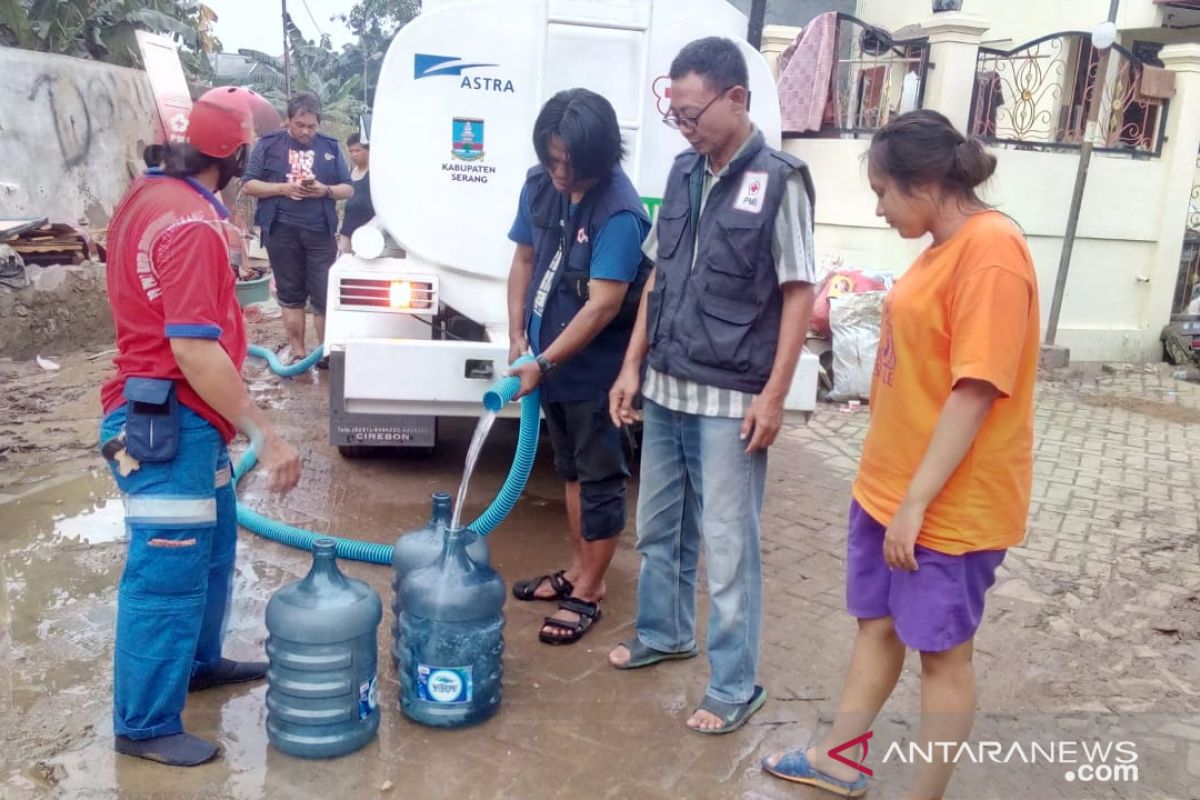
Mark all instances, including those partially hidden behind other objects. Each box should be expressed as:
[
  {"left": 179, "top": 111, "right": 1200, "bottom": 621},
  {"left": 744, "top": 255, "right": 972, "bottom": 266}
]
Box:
[{"left": 185, "top": 86, "right": 263, "bottom": 159}]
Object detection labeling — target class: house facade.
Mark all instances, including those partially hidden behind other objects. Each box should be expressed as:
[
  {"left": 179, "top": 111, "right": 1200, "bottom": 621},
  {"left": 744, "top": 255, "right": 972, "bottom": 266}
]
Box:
[{"left": 764, "top": 0, "right": 1200, "bottom": 361}]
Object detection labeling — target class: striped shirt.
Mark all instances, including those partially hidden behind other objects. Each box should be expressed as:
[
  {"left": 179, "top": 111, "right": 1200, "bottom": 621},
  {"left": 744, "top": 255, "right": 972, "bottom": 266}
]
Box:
[{"left": 643, "top": 131, "right": 816, "bottom": 418}]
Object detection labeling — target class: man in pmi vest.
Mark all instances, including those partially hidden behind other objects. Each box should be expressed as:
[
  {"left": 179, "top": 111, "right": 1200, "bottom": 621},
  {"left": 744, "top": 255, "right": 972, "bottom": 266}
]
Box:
[{"left": 608, "top": 37, "right": 816, "bottom": 734}]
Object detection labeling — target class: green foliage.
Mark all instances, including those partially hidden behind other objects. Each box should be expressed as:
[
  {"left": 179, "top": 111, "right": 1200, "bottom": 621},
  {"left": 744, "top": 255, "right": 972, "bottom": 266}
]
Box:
[
  {"left": 0, "top": 0, "right": 218, "bottom": 89},
  {"left": 231, "top": 13, "right": 364, "bottom": 128}
]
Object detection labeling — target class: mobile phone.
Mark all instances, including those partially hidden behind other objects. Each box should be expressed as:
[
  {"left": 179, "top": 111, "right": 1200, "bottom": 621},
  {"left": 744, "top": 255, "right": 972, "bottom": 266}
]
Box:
[{"left": 302, "top": 178, "right": 314, "bottom": 187}]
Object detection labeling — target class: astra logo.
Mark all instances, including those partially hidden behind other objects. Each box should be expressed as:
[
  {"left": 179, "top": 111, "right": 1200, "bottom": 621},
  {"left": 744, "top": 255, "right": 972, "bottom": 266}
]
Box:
[{"left": 413, "top": 54, "right": 516, "bottom": 93}]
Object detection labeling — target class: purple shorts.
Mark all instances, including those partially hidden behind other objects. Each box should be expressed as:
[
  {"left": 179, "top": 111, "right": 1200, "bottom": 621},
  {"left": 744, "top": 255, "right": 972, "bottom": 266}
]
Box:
[{"left": 845, "top": 500, "right": 1006, "bottom": 652}]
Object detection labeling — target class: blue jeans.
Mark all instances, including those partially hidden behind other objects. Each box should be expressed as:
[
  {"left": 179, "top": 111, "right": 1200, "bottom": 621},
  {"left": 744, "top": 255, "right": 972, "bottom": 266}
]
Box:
[
  {"left": 100, "top": 405, "right": 237, "bottom": 739},
  {"left": 633, "top": 399, "right": 767, "bottom": 705}
]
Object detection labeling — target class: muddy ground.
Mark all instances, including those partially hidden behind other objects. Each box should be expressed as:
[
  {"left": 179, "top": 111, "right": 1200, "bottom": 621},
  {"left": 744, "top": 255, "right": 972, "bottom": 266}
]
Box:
[{"left": 1, "top": 318, "right": 1199, "bottom": 799}]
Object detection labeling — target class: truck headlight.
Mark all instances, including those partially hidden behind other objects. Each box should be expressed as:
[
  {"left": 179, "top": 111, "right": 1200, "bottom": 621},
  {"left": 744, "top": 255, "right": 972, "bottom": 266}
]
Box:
[{"left": 352, "top": 226, "right": 387, "bottom": 260}]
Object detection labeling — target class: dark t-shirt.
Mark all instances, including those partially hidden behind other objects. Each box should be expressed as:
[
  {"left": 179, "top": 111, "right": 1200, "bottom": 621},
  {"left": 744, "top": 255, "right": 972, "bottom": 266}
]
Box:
[
  {"left": 341, "top": 170, "right": 374, "bottom": 237},
  {"left": 244, "top": 135, "right": 350, "bottom": 234}
]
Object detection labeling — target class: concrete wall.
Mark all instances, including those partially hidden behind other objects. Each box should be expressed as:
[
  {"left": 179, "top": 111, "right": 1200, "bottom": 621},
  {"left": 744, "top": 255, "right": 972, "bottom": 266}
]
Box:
[
  {"left": 784, "top": 138, "right": 1178, "bottom": 360},
  {"left": 0, "top": 48, "right": 160, "bottom": 226},
  {"left": 774, "top": 9, "right": 1200, "bottom": 364}
]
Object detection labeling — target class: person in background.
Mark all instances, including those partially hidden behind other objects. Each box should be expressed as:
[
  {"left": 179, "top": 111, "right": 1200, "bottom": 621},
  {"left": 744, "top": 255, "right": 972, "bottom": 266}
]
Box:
[
  {"left": 100, "top": 86, "right": 302, "bottom": 767},
  {"left": 762, "top": 110, "right": 1039, "bottom": 799},
  {"left": 339, "top": 132, "right": 374, "bottom": 252},
  {"left": 608, "top": 37, "right": 817, "bottom": 735},
  {"left": 505, "top": 88, "right": 651, "bottom": 645},
  {"left": 242, "top": 92, "right": 352, "bottom": 365}
]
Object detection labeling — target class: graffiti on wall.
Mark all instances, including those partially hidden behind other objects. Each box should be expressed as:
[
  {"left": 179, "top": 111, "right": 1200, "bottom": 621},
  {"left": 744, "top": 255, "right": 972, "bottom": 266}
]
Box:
[{"left": 26, "top": 70, "right": 156, "bottom": 169}]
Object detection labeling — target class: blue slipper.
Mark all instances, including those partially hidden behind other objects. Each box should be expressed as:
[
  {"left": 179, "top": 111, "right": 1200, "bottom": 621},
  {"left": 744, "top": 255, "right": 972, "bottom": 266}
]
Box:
[
  {"left": 762, "top": 748, "right": 868, "bottom": 797},
  {"left": 690, "top": 685, "right": 767, "bottom": 735}
]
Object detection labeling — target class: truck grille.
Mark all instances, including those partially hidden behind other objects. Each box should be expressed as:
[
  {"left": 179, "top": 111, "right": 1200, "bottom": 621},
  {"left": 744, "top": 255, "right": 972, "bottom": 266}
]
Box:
[{"left": 338, "top": 278, "right": 436, "bottom": 312}]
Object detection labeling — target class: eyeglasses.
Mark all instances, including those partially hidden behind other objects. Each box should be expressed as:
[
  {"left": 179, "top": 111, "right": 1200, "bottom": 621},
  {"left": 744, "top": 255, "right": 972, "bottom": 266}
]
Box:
[{"left": 662, "top": 88, "right": 730, "bottom": 132}]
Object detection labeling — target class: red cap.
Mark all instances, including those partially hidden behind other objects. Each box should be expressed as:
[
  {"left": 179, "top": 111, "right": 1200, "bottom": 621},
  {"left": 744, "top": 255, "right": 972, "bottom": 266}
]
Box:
[{"left": 185, "top": 86, "right": 263, "bottom": 158}]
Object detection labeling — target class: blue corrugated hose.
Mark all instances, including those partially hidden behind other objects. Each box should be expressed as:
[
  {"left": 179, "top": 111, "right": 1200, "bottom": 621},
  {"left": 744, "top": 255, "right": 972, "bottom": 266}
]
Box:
[
  {"left": 246, "top": 344, "right": 324, "bottom": 377},
  {"left": 233, "top": 352, "right": 540, "bottom": 563},
  {"left": 475, "top": 357, "right": 539, "bottom": 537}
]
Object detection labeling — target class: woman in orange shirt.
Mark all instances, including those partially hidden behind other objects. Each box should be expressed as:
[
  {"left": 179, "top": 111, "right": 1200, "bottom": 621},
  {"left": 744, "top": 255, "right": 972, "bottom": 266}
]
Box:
[{"left": 764, "top": 110, "right": 1040, "bottom": 798}]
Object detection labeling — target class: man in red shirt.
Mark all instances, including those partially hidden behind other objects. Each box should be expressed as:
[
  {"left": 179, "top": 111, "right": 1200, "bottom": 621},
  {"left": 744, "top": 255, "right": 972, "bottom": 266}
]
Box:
[{"left": 100, "top": 87, "right": 301, "bottom": 766}]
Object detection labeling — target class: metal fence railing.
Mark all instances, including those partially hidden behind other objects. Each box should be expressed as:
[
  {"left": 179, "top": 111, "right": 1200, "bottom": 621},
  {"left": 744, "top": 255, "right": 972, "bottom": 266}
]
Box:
[
  {"left": 969, "top": 32, "right": 1169, "bottom": 157},
  {"left": 828, "top": 14, "right": 929, "bottom": 135},
  {"left": 781, "top": 14, "right": 930, "bottom": 138}
]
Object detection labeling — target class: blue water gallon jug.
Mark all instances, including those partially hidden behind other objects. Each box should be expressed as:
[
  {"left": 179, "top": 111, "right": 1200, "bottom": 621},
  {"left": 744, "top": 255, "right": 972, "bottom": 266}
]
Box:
[
  {"left": 397, "top": 526, "right": 505, "bottom": 727},
  {"left": 391, "top": 493, "right": 489, "bottom": 663},
  {"left": 392, "top": 493, "right": 490, "bottom": 607},
  {"left": 265, "top": 539, "right": 382, "bottom": 758}
]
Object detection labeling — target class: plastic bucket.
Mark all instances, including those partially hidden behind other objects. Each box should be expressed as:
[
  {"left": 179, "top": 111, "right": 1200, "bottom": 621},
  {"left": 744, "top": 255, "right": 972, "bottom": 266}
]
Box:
[{"left": 235, "top": 274, "right": 271, "bottom": 307}]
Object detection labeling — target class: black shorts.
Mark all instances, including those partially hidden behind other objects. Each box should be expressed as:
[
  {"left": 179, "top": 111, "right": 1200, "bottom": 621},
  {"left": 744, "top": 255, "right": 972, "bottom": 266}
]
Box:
[
  {"left": 266, "top": 222, "right": 337, "bottom": 313},
  {"left": 543, "top": 396, "right": 629, "bottom": 541}
]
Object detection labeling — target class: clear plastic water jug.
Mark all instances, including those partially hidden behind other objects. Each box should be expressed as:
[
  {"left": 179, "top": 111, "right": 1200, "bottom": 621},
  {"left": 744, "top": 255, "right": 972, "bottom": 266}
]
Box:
[
  {"left": 392, "top": 492, "right": 490, "bottom": 607},
  {"left": 391, "top": 493, "right": 489, "bottom": 669},
  {"left": 265, "top": 539, "right": 382, "bottom": 758},
  {"left": 396, "top": 526, "right": 505, "bottom": 727}
]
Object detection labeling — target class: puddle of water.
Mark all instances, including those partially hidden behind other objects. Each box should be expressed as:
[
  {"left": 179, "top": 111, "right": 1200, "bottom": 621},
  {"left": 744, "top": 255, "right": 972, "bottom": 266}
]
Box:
[
  {"left": 51, "top": 498, "right": 125, "bottom": 545},
  {"left": 1, "top": 471, "right": 125, "bottom": 719},
  {"left": 2, "top": 471, "right": 124, "bottom": 553},
  {"left": 451, "top": 409, "right": 497, "bottom": 532}
]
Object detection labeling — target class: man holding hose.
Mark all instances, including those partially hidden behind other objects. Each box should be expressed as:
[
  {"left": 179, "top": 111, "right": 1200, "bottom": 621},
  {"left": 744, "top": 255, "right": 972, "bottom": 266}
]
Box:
[{"left": 506, "top": 88, "right": 652, "bottom": 645}]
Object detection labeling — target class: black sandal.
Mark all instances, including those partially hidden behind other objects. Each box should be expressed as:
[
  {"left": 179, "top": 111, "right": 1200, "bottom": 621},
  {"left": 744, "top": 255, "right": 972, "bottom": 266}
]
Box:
[
  {"left": 539, "top": 597, "right": 601, "bottom": 645},
  {"left": 512, "top": 570, "right": 574, "bottom": 602}
]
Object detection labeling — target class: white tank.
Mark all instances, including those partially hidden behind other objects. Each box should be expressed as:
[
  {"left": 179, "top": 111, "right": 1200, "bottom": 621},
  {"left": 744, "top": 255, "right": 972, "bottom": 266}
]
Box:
[{"left": 371, "top": 0, "right": 783, "bottom": 330}]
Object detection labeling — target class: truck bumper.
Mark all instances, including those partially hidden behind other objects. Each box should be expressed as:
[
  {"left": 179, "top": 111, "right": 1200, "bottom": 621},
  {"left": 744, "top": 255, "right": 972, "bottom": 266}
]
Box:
[{"left": 329, "top": 350, "right": 438, "bottom": 448}]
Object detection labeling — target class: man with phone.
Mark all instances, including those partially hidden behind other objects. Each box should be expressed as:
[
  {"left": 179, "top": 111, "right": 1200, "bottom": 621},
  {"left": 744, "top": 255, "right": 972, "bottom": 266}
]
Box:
[{"left": 243, "top": 93, "right": 353, "bottom": 365}]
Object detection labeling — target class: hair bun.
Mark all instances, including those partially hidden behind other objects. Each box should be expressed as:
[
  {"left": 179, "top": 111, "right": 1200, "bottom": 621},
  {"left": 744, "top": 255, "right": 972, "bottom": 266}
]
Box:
[{"left": 952, "top": 137, "right": 997, "bottom": 190}]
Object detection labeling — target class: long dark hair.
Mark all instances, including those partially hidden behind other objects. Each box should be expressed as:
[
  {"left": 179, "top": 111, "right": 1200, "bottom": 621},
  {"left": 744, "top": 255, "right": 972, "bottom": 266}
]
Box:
[
  {"left": 533, "top": 88, "right": 625, "bottom": 182},
  {"left": 868, "top": 110, "right": 996, "bottom": 207},
  {"left": 143, "top": 142, "right": 246, "bottom": 189}
]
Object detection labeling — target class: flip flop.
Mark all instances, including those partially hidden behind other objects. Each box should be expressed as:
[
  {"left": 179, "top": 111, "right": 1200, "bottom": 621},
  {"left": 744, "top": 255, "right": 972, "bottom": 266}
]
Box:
[
  {"left": 761, "top": 748, "right": 869, "bottom": 797},
  {"left": 689, "top": 685, "right": 767, "bottom": 735},
  {"left": 611, "top": 637, "right": 700, "bottom": 670}
]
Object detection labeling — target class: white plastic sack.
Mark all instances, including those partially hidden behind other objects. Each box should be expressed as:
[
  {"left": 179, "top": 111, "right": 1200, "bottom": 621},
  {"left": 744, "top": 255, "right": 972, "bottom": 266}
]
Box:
[{"left": 829, "top": 291, "right": 887, "bottom": 402}]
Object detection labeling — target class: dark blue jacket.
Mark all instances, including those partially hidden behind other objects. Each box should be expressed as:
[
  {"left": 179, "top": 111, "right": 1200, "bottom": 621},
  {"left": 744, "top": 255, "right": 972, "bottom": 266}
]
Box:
[
  {"left": 246, "top": 130, "right": 345, "bottom": 240},
  {"left": 524, "top": 165, "right": 651, "bottom": 403}
]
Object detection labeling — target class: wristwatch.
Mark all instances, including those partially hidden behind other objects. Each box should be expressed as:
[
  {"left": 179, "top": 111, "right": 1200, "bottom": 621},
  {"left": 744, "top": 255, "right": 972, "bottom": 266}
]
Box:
[{"left": 535, "top": 354, "right": 557, "bottom": 376}]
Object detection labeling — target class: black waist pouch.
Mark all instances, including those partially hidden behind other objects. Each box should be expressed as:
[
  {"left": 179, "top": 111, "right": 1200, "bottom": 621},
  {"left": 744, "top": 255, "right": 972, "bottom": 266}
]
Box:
[{"left": 123, "top": 377, "right": 180, "bottom": 462}]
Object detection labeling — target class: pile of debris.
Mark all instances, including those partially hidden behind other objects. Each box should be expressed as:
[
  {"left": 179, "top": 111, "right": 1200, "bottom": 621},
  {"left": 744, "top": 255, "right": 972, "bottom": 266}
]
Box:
[{"left": 2, "top": 219, "right": 103, "bottom": 273}]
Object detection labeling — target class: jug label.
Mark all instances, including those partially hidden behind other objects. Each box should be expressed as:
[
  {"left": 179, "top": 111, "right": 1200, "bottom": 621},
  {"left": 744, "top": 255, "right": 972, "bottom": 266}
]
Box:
[
  {"left": 417, "top": 664, "right": 473, "bottom": 704},
  {"left": 358, "top": 674, "right": 378, "bottom": 719}
]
